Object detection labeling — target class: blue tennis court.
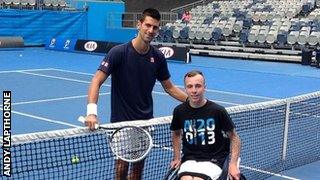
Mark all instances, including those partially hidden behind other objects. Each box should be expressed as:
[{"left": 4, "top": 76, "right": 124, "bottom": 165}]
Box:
[{"left": 0, "top": 47, "right": 319, "bottom": 179}]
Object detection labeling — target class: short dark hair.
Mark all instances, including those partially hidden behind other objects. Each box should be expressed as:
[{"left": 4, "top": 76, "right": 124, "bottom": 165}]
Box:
[
  {"left": 140, "top": 8, "right": 161, "bottom": 22},
  {"left": 184, "top": 70, "right": 205, "bottom": 84}
]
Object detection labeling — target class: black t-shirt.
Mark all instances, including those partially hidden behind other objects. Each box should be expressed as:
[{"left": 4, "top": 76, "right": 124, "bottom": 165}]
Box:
[
  {"left": 98, "top": 41, "right": 170, "bottom": 122},
  {"left": 170, "top": 100, "right": 235, "bottom": 167}
]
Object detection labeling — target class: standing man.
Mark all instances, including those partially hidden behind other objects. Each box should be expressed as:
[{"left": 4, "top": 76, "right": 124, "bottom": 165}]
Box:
[
  {"left": 85, "top": 8, "right": 188, "bottom": 180},
  {"left": 170, "top": 70, "right": 241, "bottom": 180}
]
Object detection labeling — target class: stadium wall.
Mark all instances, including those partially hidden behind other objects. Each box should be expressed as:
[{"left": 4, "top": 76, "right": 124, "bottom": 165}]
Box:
[
  {"left": 75, "top": 0, "right": 127, "bottom": 41},
  {"left": 0, "top": 9, "right": 87, "bottom": 46}
]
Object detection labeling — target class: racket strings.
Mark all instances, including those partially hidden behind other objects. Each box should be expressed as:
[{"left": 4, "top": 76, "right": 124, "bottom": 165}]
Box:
[{"left": 110, "top": 127, "right": 152, "bottom": 161}]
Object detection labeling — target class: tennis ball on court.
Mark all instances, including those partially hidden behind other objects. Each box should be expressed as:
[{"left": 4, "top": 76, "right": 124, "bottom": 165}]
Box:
[
  {"left": 19, "top": 54, "right": 22, "bottom": 57},
  {"left": 71, "top": 155, "right": 80, "bottom": 164}
]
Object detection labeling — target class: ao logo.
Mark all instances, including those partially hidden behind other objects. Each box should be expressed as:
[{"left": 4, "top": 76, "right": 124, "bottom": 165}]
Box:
[
  {"left": 159, "top": 47, "right": 174, "bottom": 58},
  {"left": 84, "top": 41, "right": 98, "bottom": 51},
  {"left": 49, "top": 38, "right": 56, "bottom": 48},
  {"left": 64, "top": 39, "right": 70, "bottom": 49}
]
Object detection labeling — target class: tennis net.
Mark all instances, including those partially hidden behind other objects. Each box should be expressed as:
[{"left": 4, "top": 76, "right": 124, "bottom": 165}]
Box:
[{"left": 1, "top": 91, "right": 319, "bottom": 179}]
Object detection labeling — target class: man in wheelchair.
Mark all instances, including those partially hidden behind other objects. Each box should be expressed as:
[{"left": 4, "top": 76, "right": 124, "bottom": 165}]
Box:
[{"left": 169, "top": 71, "right": 242, "bottom": 180}]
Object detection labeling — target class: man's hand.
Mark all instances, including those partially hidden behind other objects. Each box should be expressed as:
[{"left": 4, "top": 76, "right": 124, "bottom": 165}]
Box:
[
  {"left": 85, "top": 114, "right": 99, "bottom": 130},
  {"left": 170, "top": 158, "right": 181, "bottom": 169},
  {"left": 228, "top": 162, "right": 240, "bottom": 180}
]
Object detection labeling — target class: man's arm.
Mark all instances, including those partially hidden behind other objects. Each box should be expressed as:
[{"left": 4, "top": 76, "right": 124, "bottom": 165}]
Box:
[
  {"left": 228, "top": 129, "right": 241, "bottom": 180},
  {"left": 86, "top": 70, "right": 108, "bottom": 130},
  {"left": 160, "top": 79, "right": 188, "bottom": 102},
  {"left": 171, "top": 130, "right": 182, "bottom": 168}
]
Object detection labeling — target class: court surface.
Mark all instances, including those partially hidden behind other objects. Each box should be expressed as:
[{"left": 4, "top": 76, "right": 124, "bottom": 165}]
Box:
[{"left": 0, "top": 47, "right": 319, "bottom": 179}]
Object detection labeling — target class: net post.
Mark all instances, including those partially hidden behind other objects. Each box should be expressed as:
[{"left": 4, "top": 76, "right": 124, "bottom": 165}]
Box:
[{"left": 282, "top": 101, "right": 290, "bottom": 161}]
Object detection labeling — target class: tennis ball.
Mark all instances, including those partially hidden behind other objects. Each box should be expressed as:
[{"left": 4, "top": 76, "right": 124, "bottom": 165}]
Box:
[
  {"left": 19, "top": 54, "right": 22, "bottom": 57},
  {"left": 71, "top": 155, "right": 80, "bottom": 164}
]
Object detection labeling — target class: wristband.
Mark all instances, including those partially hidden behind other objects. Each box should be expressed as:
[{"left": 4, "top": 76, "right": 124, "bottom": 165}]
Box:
[{"left": 87, "top": 103, "right": 97, "bottom": 116}]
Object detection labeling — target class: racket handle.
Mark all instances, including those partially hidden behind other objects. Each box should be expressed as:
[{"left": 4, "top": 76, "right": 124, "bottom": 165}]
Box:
[{"left": 78, "top": 116, "right": 99, "bottom": 129}]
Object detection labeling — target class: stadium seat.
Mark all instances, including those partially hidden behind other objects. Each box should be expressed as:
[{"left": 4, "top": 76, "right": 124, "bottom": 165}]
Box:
[
  {"left": 203, "top": 28, "right": 214, "bottom": 41},
  {"left": 195, "top": 27, "right": 206, "bottom": 40},
  {"left": 239, "top": 29, "right": 249, "bottom": 44},
  {"left": 266, "top": 30, "right": 278, "bottom": 44},
  {"left": 277, "top": 31, "right": 288, "bottom": 45},
  {"left": 259, "top": 11, "right": 268, "bottom": 23},
  {"left": 301, "top": 3, "right": 311, "bottom": 15},
  {"left": 157, "top": 26, "right": 166, "bottom": 41},
  {"left": 248, "top": 25, "right": 260, "bottom": 43},
  {"left": 233, "top": 20, "right": 244, "bottom": 33},
  {"left": 188, "top": 27, "right": 197, "bottom": 40},
  {"left": 28, "top": 0, "right": 35, "bottom": 7},
  {"left": 20, "top": 0, "right": 27, "bottom": 7},
  {"left": 258, "top": 25, "right": 270, "bottom": 44},
  {"left": 12, "top": 0, "right": 19, "bottom": 8},
  {"left": 52, "top": 0, "right": 58, "bottom": 8},
  {"left": 307, "top": 31, "right": 320, "bottom": 46},
  {"left": 298, "top": 26, "right": 311, "bottom": 45},
  {"left": 212, "top": 27, "right": 222, "bottom": 41},
  {"left": 44, "top": 0, "right": 52, "bottom": 8},
  {"left": 287, "top": 31, "right": 299, "bottom": 45},
  {"left": 242, "top": 18, "right": 252, "bottom": 29},
  {"left": 222, "top": 23, "right": 234, "bottom": 37},
  {"left": 252, "top": 11, "right": 262, "bottom": 23},
  {"left": 179, "top": 26, "right": 189, "bottom": 39}
]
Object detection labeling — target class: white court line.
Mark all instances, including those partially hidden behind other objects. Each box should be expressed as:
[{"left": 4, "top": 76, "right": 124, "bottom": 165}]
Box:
[
  {"left": 0, "top": 68, "right": 54, "bottom": 74},
  {"left": 16, "top": 70, "right": 254, "bottom": 106},
  {"left": 5, "top": 93, "right": 110, "bottom": 106},
  {"left": 51, "top": 68, "right": 94, "bottom": 76},
  {"left": 241, "top": 165, "right": 301, "bottom": 180},
  {"left": 0, "top": 107, "right": 80, "bottom": 128},
  {"left": 51, "top": 68, "right": 275, "bottom": 100},
  {"left": 18, "top": 71, "right": 101, "bottom": 86}
]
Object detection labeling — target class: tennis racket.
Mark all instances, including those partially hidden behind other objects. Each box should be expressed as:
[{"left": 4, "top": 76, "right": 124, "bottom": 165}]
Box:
[{"left": 78, "top": 116, "right": 153, "bottom": 163}]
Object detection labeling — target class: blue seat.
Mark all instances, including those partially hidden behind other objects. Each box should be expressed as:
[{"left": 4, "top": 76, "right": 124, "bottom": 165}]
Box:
[
  {"left": 243, "top": 18, "right": 252, "bottom": 29},
  {"left": 212, "top": 3, "right": 220, "bottom": 9},
  {"left": 179, "top": 27, "right": 189, "bottom": 39},
  {"left": 203, "top": 17, "right": 213, "bottom": 25},
  {"left": 277, "top": 32, "right": 288, "bottom": 45},
  {"left": 239, "top": 29, "right": 249, "bottom": 43},
  {"left": 236, "top": 12, "right": 247, "bottom": 21},
  {"left": 290, "top": 23, "right": 301, "bottom": 31},
  {"left": 212, "top": 27, "right": 222, "bottom": 41},
  {"left": 301, "top": 3, "right": 311, "bottom": 15}
]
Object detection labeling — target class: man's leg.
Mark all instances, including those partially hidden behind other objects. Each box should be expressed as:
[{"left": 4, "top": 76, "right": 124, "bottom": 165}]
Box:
[
  {"left": 127, "top": 160, "right": 145, "bottom": 180},
  {"left": 115, "top": 159, "right": 129, "bottom": 180}
]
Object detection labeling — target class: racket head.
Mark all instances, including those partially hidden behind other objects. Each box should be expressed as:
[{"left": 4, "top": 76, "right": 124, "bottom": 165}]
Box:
[{"left": 109, "top": 126, "right": 153, "bottom": 162}]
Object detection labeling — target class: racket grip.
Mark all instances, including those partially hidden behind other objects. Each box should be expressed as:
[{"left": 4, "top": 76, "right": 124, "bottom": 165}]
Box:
[{"left": 78, "top": 116, "right": 99, "bottom": 129}]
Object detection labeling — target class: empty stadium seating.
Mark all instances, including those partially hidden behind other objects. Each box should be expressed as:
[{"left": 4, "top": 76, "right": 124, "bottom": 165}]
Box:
[
  {"left": 158, "top": 0, "right": 320, "bottom": 51},
  {"left": 0, "top": 0, "right": 68, "bottom": 10}
]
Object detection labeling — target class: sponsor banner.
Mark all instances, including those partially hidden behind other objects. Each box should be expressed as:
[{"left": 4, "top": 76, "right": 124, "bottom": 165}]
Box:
[
  {"left": 75, "top": 39, "right": 190, "bottom": 63},
  {"left": 74, "top": 39, "right": 120, "bottom": 54},
  {"left": 155, "top": 44, "right": 190, "bottom": 63},
  {"left": 45, "top": 38, "right": 77, "bottom": 51}
]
